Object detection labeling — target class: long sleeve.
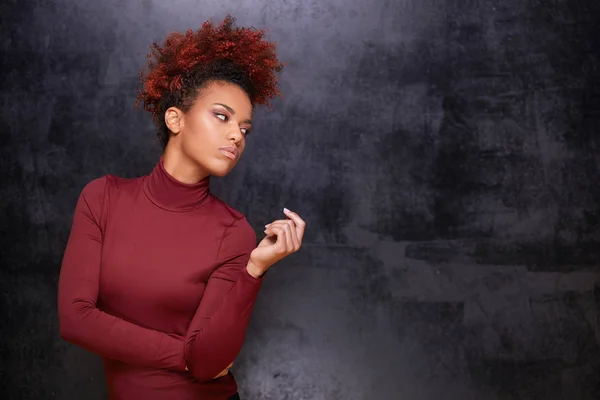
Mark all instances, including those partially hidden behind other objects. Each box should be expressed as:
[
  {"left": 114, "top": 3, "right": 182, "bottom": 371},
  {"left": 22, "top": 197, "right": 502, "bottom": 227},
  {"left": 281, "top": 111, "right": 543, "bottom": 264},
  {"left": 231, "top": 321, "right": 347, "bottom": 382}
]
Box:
[
  {"left": 57, "top": 177, "right": 186, "bottom": 371},
  {"left": 184, "top": 216, "right": 263, "bottom": 381}
]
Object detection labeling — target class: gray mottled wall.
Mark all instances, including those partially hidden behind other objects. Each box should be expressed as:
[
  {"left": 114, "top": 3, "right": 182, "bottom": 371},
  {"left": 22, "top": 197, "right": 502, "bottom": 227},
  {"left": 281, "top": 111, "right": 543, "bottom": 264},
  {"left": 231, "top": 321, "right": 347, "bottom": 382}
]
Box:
[{"left": 1, "top": 0, "right": 600, "bottom": 399}]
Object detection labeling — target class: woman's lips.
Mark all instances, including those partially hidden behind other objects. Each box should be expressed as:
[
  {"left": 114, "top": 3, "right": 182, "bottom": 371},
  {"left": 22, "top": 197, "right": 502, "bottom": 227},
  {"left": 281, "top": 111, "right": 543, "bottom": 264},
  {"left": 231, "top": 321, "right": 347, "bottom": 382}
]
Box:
[{"left": 218, "top": 146, "right": 238, "bottom": 160}]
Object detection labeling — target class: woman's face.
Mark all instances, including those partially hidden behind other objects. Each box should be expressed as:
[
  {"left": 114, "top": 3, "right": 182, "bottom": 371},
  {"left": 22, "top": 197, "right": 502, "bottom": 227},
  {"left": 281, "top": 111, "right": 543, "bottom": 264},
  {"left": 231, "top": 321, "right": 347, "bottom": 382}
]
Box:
[{"left": 166, "top": 81, "right": 253, "bottom": 178}]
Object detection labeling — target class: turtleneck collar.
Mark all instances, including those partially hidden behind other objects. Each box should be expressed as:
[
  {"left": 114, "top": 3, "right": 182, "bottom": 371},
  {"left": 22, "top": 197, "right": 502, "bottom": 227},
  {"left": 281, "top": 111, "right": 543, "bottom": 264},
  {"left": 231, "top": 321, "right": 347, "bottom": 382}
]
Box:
[{"left": 143, "top": 156, "right": 211, "bottom": 212}]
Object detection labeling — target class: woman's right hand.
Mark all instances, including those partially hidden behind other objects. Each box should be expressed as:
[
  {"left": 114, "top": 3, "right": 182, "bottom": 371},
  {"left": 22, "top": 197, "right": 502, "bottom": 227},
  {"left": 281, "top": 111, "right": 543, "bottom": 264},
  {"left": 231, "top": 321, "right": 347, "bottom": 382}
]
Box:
[
  {"left": 187, "top": 362, "right": 233, "bottom": 378},
  {"left": 213, "top": 361, "right": 234, "bottom": 379}
]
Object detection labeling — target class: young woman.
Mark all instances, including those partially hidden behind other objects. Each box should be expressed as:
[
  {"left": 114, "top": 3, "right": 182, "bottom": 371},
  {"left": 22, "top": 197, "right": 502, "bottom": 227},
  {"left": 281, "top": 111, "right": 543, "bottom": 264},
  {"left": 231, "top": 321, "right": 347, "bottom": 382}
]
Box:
[{"left": 57, "top": 15, "right": 305, "bottom": 400}]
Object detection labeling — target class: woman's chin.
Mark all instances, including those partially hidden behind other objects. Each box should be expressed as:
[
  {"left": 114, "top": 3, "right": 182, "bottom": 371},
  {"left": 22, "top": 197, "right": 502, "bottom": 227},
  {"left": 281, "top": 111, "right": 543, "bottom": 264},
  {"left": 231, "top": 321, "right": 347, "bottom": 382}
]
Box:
[
  {"left": 205, "top": 157, "right": 239, "bottom": 177},
  {"left": 209, "top": 168, "right": 233, "bottom": 178}
]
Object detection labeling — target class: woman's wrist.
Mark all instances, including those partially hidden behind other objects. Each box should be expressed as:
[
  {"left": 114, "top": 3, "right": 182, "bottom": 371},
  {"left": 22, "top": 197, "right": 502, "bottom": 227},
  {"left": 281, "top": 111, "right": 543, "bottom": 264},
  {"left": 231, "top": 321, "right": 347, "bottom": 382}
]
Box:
[{"left": 246, "top": 260, "right": 266, "bottom": 279}]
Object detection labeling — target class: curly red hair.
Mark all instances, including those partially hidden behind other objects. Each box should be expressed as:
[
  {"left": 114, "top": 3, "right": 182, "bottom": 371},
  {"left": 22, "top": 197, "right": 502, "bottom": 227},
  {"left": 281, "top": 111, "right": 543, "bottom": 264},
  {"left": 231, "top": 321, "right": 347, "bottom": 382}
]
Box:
[{"left": 136, "top": 15, "right": 284, "bottom": 123}]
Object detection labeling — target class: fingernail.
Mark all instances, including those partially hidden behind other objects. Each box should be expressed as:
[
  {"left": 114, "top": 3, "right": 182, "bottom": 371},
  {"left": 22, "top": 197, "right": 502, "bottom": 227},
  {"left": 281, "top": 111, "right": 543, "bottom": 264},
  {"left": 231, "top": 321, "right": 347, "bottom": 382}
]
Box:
[
  {"left": 265, "top": 224, "right": 270, "bottom": 228},
  {"left": 283, "top": 207, "right": 290, "bottom": 213}
]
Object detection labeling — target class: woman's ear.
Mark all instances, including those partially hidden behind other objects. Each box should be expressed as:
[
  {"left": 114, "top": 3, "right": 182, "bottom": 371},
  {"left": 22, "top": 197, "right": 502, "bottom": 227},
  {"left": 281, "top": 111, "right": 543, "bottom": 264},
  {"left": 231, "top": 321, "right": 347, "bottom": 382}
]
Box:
[{"left": 164, "top": 107, "right": 184, "bottom": 135}]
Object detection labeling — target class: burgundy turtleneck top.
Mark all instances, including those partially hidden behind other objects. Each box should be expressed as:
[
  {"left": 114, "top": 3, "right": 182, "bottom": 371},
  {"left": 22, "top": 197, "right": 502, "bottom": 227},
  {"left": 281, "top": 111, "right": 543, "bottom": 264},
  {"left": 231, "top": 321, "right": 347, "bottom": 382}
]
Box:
[{"left": 58, "top": 158, "right": 263, "bottom": 400}]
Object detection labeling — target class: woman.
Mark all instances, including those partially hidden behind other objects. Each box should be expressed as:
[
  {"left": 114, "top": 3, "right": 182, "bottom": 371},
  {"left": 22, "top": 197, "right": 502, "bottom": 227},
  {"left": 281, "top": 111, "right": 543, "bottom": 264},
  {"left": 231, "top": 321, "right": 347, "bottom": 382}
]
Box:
[{"left": 57, "top": 15, "right": 305, "bottom": 400}]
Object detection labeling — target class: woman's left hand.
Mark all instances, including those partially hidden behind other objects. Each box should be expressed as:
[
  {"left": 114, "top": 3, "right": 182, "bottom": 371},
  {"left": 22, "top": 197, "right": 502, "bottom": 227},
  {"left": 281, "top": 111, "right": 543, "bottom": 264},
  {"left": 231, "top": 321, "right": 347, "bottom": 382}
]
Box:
[{"left": 248, "top": 208, "right": 306, "bottom": 277}]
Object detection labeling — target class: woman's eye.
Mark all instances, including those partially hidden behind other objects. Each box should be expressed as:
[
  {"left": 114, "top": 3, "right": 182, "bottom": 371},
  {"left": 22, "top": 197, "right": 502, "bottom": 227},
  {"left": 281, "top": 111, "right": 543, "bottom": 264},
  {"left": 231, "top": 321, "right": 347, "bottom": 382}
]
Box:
[
  {"left": 241, "top": 128, "right": 249, "bottom": 135},
  {"left": 216, "top": 113, "right": 227, "bottom": 121}
]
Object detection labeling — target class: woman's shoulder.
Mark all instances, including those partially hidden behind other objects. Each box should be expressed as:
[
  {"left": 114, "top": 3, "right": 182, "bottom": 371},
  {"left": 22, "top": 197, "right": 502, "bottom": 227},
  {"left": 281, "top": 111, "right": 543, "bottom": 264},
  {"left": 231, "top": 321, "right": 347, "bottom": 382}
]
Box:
[
  {"left": 208, "top": 197, "right": 256, "bottom": 251},
  {"left": 207, "top": 196, "right": 256, "bottom": 237},
  {"left": 80, "top": 173, "right": 143, "bottom": 194},
  {"left": 208, "top": 196, "right": 249, "bottom": 223},
  {"left": 77, "top": 173, "right": 146, "bottom": 209}
]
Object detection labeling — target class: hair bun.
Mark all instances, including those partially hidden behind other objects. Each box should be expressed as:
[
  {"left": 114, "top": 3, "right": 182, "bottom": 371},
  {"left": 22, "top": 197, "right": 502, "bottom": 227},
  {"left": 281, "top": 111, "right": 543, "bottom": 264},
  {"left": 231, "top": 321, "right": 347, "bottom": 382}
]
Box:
[{"left": 136, "top": 15, "right": 284, "bottom": 120}]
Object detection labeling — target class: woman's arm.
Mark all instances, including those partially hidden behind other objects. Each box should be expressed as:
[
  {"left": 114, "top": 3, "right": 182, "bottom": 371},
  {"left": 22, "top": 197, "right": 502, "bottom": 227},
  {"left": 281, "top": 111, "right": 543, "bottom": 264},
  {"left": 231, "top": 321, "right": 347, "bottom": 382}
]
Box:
[
  {"left": 183, "top": 217, "right": 263, "bottom": 381},
  {"left": 57, "top": 177, "right": 186, "bottom": 371},
  {"left": 184, "top": 208, "right": 306, "bottom": 382}
]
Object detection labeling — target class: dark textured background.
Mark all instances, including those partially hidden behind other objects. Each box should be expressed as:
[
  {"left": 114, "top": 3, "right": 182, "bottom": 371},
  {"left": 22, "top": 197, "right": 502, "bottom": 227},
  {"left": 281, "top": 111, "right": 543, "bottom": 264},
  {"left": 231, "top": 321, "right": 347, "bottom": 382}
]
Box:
[{"left": 1, "top": 0, "right": 600, "bottom": 399}]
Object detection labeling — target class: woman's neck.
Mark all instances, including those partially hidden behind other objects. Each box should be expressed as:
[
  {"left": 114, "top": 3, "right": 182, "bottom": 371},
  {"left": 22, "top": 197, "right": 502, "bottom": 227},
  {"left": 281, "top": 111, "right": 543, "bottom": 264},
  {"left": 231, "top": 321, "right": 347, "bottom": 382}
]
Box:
[{"left": 162, "top": 143, "right": 210, "bottom": 184}]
